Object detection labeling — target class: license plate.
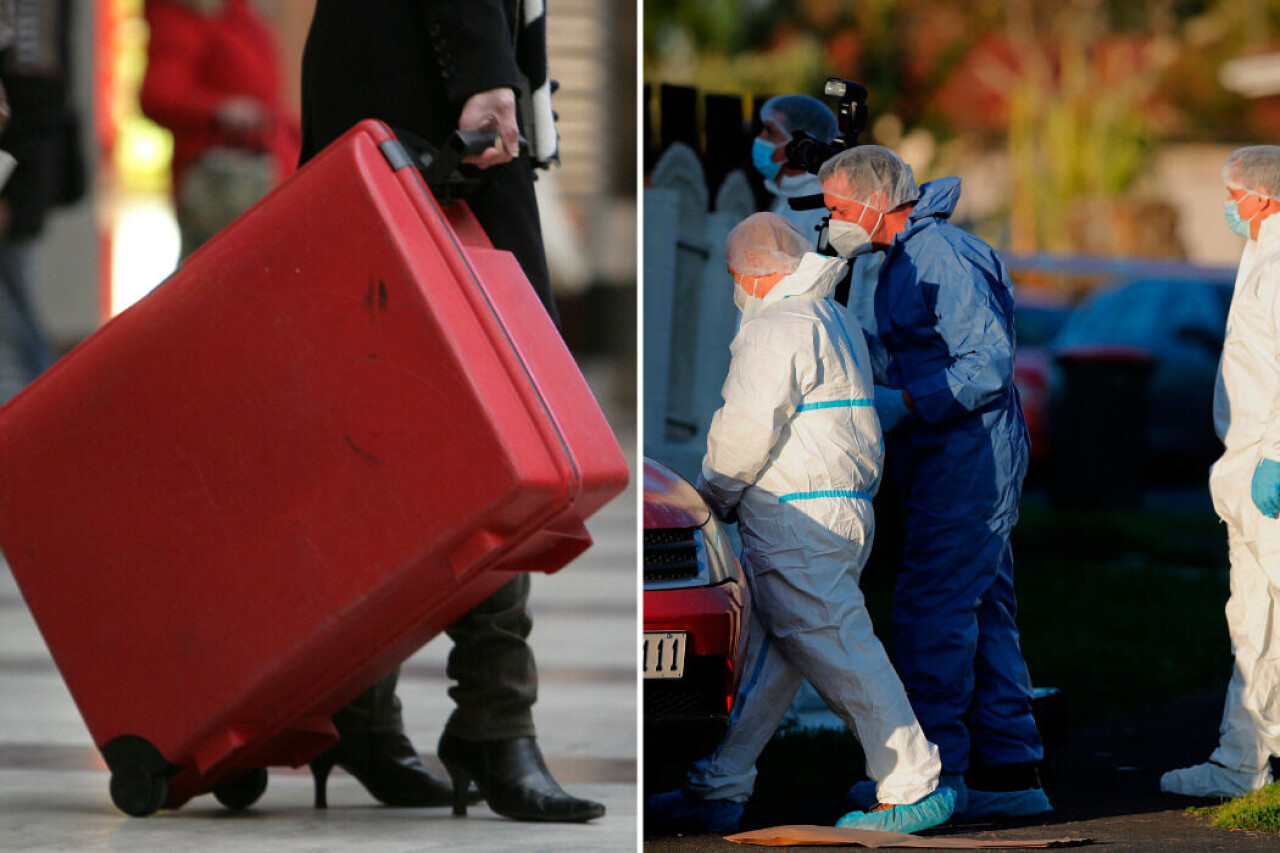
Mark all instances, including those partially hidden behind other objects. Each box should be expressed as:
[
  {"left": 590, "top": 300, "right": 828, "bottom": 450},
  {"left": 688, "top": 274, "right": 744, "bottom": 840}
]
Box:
[{"left": 643, "top": 631, "right": 686, "bottom": 679}]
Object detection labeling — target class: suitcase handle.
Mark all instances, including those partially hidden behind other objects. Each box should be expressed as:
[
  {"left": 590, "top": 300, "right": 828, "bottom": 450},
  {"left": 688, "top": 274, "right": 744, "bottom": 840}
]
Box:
[
  {"left": 387, "top": 128, "right": 531, "bottom": 204},
  {"left": 418, "top": 130, "right": 503, "bottom": 187}
]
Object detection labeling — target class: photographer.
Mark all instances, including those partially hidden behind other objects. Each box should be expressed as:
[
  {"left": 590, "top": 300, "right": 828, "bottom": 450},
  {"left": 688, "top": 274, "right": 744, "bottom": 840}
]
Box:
[
  {"left": 752, "top": 94, "right": 836, "bottom": 240},
  {"left": 771, "top": 81, "right": 881, "bottom": 332}
]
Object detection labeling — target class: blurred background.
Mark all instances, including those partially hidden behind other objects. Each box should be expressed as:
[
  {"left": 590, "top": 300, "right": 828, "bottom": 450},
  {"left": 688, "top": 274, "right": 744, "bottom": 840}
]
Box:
[
  {"left": 11, "top": 0, "right": 635, "bottom": 414},
  {"left": 641, "top": 0, "right": 1280, "bottom": 837},
  {"left": 646, "top": 0, "right": 1280, "bottom": 260}
]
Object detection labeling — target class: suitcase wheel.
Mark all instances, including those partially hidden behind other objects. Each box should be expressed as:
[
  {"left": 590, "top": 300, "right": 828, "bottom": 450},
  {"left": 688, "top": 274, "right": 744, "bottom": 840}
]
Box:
[
  {"left": 213, "top": 767, "right": 269, "bottom": 810},
  {"left": 108, "top": 762, "right": 169, "bottom": 818},
  {"left": 101, "top": 734, "right": 179, "bottom": 817}
]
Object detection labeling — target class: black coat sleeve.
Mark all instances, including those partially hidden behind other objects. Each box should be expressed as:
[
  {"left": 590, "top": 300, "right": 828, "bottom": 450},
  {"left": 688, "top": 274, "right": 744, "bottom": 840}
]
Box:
[{"left": 421, "top": 0, "right": 523, "bottom": 110}]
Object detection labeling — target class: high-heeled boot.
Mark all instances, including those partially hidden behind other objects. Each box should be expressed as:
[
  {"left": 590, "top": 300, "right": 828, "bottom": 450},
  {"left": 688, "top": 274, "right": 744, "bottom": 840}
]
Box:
[
  {"left": 310, "top": 730, "right": 460, "bottom": 809},
  {"left": 438, "top": 732, "right": 606, "bottom": 822}
]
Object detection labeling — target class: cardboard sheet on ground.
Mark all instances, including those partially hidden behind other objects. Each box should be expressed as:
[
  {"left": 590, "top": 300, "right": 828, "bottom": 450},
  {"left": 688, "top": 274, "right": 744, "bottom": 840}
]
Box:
[{"left": 725, "top": 825, "right": 1093, "bottom": 848}]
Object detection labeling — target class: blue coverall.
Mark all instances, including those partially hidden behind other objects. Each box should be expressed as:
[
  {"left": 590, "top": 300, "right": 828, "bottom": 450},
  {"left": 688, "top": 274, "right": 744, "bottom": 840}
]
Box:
[{"left": 866, "top": 176, "right": 1043, "bottom": 775}]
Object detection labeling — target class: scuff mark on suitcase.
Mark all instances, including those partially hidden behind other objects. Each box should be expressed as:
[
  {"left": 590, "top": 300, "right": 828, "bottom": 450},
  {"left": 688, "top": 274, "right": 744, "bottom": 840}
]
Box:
[
  {"left": 344, "top": 434, "right": 379, "bottom": 465},
  {"left": 363, "top": 279, "right": 389, "bottom": 313}
]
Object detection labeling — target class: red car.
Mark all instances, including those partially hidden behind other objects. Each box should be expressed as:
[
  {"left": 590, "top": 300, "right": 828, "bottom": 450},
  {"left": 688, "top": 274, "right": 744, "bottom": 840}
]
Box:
[{"left": 643, "top": 458, "right": 751, "bottom": 758}]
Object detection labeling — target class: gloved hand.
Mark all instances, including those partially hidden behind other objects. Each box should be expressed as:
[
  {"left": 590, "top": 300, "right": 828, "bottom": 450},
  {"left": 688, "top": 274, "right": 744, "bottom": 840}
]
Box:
[
  {"left": 1252, "top": 458, "right": 1280, "bottom": 518},
  {"left": 874, "top": 385, "right": 911, "bottom": 433},
  {"left": 696, "top": 476, "right": 739, "bottom": 524}
]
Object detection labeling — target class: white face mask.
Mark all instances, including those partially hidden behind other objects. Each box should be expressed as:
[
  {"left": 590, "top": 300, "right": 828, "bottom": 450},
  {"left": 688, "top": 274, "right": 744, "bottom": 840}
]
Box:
[{"left": 827, "top": 219, "right": 875, "bottom": 258}]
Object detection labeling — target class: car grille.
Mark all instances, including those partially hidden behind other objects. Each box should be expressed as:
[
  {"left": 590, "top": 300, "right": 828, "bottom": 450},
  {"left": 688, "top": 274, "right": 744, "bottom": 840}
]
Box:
[
  {"left": 645, "top": 684, "right": 725, "bottom": 718},
  {"left": 644, "top": 527, "right": 700, "bottom": 583},
  {"left": 644, "top": 657, "right": 732, "bottom": 723}
]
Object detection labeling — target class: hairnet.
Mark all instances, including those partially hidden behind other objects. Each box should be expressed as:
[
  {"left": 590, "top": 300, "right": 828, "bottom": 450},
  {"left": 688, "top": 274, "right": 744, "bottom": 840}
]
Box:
[
  {"left": 1223, "top": 146, "right": 1280, "bottom": 201},
  {"left": 725, "top": 212, "right": 810, "bottom": 277},
  {"left": 819, "top": 145, "right": 919, "bottom": 209},
  {"left": 761, "top": 95, "right": 837, "bottom": 144}
]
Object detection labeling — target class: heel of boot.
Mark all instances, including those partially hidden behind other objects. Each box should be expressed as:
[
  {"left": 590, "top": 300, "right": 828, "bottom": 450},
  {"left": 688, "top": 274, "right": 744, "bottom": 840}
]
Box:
[
  {"left": 443, "top": 761, "right": 473, "bottom": 817},
  {"left": 310, "top": 754, "right": 337, "bottom": 809}
]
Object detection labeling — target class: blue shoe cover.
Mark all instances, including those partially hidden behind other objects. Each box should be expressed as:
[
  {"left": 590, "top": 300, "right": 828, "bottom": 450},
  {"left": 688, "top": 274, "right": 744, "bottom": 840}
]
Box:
[
  {"left": 836, "top": 785, "right": 956, "bottom": 834},
  {"left": 960, "top": 786, "right": 1052, "bottom": 819},
  {"left": 848, "top": 775, "right": 967, "bottom": 815},
  {"left": 646, "top": 788, "right": 744, "bottom": 834}
]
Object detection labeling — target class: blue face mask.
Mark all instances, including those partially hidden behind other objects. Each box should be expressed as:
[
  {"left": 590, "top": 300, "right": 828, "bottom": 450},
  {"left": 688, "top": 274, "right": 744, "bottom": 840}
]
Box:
[
  {"left": 1225, "top": 198, "right": 1253, "bottom": 239},
  {"left": 752, "top": 138, "right": 782, "bottom": 182}
]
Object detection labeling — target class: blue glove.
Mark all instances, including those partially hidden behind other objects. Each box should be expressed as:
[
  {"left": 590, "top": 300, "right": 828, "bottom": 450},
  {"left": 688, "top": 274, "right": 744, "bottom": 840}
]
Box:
[
  {"left": 874, "top": 385, "right": 911, "bottom": 433},
  {"left": 1252, "top": 458, "right": 1280, "bottom": 518}
]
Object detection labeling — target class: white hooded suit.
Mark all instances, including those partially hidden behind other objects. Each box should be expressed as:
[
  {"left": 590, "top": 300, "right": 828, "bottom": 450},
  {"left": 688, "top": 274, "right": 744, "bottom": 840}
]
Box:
[
  {"left": 1164, "top": 214, "right": 1280, "bottom": 797},
  {"left": 689, "top": 252, "right": 941, "bottom": 806}
]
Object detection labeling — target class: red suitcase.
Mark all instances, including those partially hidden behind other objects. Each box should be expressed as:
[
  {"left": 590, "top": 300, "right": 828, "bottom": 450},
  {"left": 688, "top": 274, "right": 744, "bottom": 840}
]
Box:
[{"left": 0, "top": 120, "right": 629, "bottom": 815}]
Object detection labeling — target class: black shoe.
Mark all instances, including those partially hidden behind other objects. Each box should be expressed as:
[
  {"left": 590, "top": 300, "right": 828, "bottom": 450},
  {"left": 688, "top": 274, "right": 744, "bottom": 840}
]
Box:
[
  {"left": 310, "top": 730, "right": 476, "bottom": 809},
  {"left": 437, "top": 732, "right": 606, "bottom": 822}
]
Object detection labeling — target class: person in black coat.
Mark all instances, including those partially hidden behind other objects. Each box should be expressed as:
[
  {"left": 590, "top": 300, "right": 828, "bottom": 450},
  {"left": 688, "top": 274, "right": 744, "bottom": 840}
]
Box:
[
  {"left": 298, "top": 0, "right": 602, "bottom": 824},
  {"left": 299, "top": 0, "right": 558, "bottom": 324},
  {"left": 0, "top": 0, "right": 85, "bottom": 404}
]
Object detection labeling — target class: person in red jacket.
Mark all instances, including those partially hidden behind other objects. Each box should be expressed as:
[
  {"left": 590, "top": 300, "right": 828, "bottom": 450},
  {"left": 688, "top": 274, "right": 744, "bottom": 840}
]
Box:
[{"left": 140, "top": 0, "right": 299, "bottom": 255}]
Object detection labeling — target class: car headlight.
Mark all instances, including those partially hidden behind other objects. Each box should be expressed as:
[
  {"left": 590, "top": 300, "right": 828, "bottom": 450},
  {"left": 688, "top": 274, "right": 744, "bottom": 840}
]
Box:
[{"left": 644, "top": 515, "right": 737, "bottom": 590}]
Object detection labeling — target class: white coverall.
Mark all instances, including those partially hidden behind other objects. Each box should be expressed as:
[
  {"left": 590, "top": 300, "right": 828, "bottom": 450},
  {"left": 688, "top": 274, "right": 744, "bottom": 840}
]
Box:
[
  {"left": 688, "top": 252, "right": 941, "bottom": 806},
  {"left": 1166, "top": 213, "right": 1280, "bottom": 797}
]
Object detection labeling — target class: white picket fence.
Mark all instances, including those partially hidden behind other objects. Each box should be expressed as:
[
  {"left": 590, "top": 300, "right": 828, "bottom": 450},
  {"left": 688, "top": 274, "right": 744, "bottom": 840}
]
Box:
[{"left": 643, "top": 143, "right": 759, "bottom": 483}]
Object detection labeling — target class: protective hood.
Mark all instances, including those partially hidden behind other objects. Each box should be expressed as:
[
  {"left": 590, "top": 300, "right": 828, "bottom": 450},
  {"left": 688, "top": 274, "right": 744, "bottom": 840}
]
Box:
[
  {"left": 907, "top": 177, "right": 961, "bottom": 224},
  {"left": 765, "top": 171, "right": 823, "bottom": 200},
  {"left": 760, "top": 253, "right": 848, "bottom": 305}
]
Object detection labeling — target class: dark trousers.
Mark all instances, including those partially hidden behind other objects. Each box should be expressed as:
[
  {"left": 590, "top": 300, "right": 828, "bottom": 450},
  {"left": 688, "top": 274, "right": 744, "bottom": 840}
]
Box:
[{"left": 334, "top": 575, "right": 537, "bottom": 741}]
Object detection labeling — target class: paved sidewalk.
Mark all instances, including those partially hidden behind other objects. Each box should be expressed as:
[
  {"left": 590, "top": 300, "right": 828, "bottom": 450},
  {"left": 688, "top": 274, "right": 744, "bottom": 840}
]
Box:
[{"left": 0, "top": 366, "right": 638, "bottom": 851}]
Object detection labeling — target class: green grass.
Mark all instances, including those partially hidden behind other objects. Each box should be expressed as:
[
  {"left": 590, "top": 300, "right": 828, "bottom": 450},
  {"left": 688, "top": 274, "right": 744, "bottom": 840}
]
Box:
[
  {"left": 1009, "top": 505, "right": 1230, "bottom": 726},
  {"left": 1188, "top": 784, "right": 1280, "bottom": 833}
]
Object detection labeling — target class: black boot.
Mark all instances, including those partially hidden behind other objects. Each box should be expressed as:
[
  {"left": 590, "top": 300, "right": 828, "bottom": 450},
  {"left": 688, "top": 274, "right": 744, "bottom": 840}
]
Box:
[
  {"left": 310, "top": 730, "right": 462, "bottom": 809},
  {"left": 313, "top": 667, "right": 481, "bottom": 808},
  {"left": 438, "top": 732, "right": 606, "bottom": 822}
]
